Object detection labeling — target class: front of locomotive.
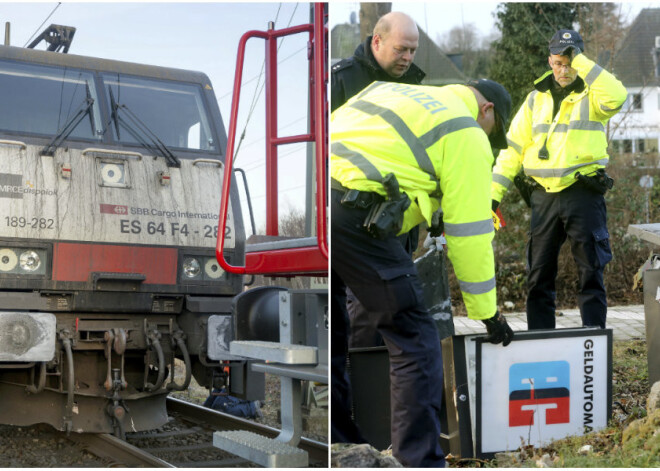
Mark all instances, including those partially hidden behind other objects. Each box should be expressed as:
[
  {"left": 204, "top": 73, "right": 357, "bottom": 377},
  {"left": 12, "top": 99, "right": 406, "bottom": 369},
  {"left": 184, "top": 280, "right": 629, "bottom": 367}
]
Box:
[{"left": 0, "top": 45, "right": 250, "bottom": 434}]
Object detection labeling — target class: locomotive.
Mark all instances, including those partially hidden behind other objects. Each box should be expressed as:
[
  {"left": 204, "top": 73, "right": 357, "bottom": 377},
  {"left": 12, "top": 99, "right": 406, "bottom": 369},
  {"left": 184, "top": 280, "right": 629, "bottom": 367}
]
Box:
[{"left": 0, "top": 25, "right": 258, "bottom": 435}]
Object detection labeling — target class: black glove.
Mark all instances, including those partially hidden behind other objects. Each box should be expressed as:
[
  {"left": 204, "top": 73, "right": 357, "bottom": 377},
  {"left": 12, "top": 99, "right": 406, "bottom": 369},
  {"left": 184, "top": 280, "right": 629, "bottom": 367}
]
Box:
[
  {"left": 492, "top": 199, "right": 500, "bottom": 212},
  {"left": 428, "top": 209, "right": 444, "bottom": 237},
  {"left": 482, "top": 311, "right": 514, "bottom": 346}
]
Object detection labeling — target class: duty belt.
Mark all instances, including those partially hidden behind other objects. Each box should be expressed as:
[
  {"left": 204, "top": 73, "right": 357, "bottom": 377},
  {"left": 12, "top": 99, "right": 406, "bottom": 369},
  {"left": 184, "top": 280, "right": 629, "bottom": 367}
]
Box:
[{"left": 332, "top": 178, "right": 383, "bottom": 209}]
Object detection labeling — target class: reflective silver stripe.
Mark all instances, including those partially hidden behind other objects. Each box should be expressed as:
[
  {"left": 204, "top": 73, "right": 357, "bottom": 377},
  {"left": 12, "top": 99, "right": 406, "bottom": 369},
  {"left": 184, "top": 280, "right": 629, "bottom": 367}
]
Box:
[
  {"left": 569, "top": 121, "right": 604, "bottom": 132},
  {"left": 584, "top": 64, "right": 603, "bottom": 86},
  {"left": 419, "top": 116, "right": 480, "bottom": 148},
  {"left": 580, "top": 97, "right": 590, "bottom": 120},
  {"left": 601, "top": 103, "right": 623, "bottom": 112},
  {"left": 533, "top": 123, "right": 550, "bottom": 135},
  {"left": 493, "top": 173, "right": 513, "bottom": 189},
  {"left": 507, "top": 138, "right": 522, "bottom": 154},
  {"left": 444, "top": 219, "right": 493, "bottom": 237},
  {"left": 543, "top": 121, "right": 603, "bottom": 134},
  {"left": 459, "top": 276, "right": 496, "bottom": 295},
  {"left": 350, "top": 99, "right": 440, "bottom": 192},
  {"left": 355, "top": 81, "right": 387, "bottom": 101},
  {"left": 331, "top": 141, "right": 382, "bottom": 182},
  {"left": 527, "top": 91, "right": 537, "bottom": 112},
  {"left": 524, "top": 158, "right": 609, "bottom": 178}
]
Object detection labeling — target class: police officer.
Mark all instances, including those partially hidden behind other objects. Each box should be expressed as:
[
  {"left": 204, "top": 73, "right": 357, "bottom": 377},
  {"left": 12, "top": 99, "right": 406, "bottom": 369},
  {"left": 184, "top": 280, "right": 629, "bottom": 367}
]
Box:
[
  {"left": 491, "top": 30, "right": 627, "bottom": 330},
  {"left": 332, "top": 11, "right": 425, "bottom": 350},
  {"left": 331, "top": 11, "right": 424, "bottom": 112},
  {"left": 331, "top": 79, "right": 514, "bottom": 467}
]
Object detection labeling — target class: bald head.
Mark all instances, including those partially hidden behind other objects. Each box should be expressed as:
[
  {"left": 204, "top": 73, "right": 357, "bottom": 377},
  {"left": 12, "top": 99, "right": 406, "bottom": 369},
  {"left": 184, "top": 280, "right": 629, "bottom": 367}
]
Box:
[{"left": 371, "top": 12, "right": 419, "bottom": 78}]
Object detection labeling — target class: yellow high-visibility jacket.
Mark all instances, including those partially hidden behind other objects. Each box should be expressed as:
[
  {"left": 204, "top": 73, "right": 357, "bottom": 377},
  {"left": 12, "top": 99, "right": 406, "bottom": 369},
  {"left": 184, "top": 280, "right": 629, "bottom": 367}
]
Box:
[
  {"left": 492, "top": 54, "right": 627, "bottom": 202},
  {"left": 331, "top": 82, "right": 496, "bottom": 319}
]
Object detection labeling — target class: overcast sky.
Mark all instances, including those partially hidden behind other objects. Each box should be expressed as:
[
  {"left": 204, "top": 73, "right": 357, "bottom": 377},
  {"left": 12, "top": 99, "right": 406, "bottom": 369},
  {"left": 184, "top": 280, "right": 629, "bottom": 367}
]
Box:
[
  {"left": 1, "top": 2, "right": 315, "bottom": 232},
  {"left": 330, "top": 1, "right": 654, "bottom": 46}
]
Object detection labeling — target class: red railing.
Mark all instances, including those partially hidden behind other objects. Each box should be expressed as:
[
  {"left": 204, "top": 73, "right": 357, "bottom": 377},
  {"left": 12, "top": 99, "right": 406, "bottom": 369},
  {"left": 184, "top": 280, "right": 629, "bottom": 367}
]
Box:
[{"left": 216, "top": 3, "right": 328, "bottom": 277}]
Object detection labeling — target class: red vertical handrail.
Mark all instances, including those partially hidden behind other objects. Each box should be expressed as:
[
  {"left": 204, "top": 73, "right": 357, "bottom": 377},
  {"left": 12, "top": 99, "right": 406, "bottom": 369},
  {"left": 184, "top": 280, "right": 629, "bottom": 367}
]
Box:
[
  {"left": 265, "top": 22, "right": 279, "bottom": 236},
  {"left": 314, "top": 3, "right": 329, "bottom": 260},
  {"left": 215, "top": 3, "right": 328, "bottom": 276}
]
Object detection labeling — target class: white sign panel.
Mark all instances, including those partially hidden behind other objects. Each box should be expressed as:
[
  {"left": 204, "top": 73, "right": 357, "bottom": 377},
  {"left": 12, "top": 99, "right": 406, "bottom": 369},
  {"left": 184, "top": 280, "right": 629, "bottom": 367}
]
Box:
[{"left": 473, "top": 329, "right": 611, "bottom": 456}]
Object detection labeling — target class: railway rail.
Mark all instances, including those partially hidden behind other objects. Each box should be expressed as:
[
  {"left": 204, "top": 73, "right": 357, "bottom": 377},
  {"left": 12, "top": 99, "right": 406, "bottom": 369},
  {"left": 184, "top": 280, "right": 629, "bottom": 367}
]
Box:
[{"left": 0, "top": 397, "right": 328, "bottom": 467}]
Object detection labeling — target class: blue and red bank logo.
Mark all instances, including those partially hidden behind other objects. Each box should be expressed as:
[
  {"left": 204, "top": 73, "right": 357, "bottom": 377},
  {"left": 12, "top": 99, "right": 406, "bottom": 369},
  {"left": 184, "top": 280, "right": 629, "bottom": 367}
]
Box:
[{"left": 509, "top": 361, "right": 570, "bottom": 427}]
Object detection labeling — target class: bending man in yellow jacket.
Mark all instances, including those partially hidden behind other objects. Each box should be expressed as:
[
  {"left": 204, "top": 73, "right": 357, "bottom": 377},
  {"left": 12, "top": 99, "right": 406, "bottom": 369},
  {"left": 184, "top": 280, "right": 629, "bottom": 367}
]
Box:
[
  {"left": 491, "top": 29, "right": 627, "bottom": 329},
  {"left": 331, "top": 79, "right": 513, "bottom": 467}
]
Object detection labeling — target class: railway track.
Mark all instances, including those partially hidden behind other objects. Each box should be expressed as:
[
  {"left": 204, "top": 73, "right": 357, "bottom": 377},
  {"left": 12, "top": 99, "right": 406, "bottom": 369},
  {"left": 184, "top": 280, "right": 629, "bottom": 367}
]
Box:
[
  {"left": 69, "top": 397, "right": 328, "bottom": 467},
  {"left": 0, "top": 396, "right": 327, "bottom": 467}
]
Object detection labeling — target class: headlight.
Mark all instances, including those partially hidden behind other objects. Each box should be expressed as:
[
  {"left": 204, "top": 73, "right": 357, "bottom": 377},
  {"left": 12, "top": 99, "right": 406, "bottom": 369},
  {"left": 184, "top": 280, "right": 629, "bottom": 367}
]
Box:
[
  {"left": 204, "top": 258, "right": 224, "bottom": 279},
  {"left": 0, "top": 247, "right": 47, "bottom": 275},
  {"left": 19, "top": 250, "right": 41, "bottom": 272},
  {"left": 182, "top": 258, "right": 201, "bottom": 278},
  {"left": 0, "top": 248, "right": 18, "bottom": 272}
]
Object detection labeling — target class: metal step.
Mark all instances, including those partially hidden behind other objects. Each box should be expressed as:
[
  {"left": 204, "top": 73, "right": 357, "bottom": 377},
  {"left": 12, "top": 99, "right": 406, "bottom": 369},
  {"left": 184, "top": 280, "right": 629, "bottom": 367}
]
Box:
[
  {"left": 229, "top": 340, "right": 317, "bottom": 364},
  {"left": 213, "top": 430, "right": 308, "bottom": 468}
]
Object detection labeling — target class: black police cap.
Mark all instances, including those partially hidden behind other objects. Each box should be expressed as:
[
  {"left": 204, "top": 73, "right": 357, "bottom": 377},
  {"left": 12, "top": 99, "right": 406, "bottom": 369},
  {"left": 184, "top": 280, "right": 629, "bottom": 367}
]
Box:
[
  {"left": 467, "top": 79, "right": 512, "bottom": 150},
  {"left": 549, "top": 29, "right": 584, "bottom": 55}
]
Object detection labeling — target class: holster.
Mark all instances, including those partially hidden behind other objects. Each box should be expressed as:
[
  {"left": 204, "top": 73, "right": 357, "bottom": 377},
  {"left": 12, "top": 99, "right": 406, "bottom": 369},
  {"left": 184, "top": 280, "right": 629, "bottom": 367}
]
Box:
[
  {"left": 575, "top": 169, "right": 614, "bottom": 195},
  {"left": 363, "top": 196, "right": 411, "bottom": 239},
  {"left": 340, "top": 188, "right": 383, "bottom": 209},
  {"left": 363, "top": 172, "right": 411, "bottom": 239}
]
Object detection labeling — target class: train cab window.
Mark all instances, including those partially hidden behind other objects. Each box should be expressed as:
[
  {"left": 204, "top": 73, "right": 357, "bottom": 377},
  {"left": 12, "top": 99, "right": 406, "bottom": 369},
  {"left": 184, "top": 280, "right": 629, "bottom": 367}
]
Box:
[
  {"left": 0, "top": 60, "right": 102, "bottom": 140},
  {"left": 102, "top": 74, "right": 216, "bottom": 152}
]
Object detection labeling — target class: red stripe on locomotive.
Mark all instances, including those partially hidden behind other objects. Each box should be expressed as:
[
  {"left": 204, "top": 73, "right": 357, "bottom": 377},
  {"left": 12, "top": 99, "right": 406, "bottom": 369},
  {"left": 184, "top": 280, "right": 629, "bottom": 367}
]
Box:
[{"left": 52, "top": 243, "right": 177, "bottom": 284}]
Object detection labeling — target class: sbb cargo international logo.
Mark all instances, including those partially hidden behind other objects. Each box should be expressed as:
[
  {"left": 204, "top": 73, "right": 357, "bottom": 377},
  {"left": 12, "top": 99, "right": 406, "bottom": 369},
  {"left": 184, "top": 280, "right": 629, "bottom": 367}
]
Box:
[
  {"left": 100, "top": 204, "right": 128, "bottom": 215},
  {"left": 509, "top": 361, "right": 570, "bottom": 427}
]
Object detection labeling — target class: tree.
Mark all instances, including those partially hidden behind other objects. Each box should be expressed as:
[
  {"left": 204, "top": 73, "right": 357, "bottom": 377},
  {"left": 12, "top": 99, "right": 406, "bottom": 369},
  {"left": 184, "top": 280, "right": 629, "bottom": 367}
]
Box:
[
  {"left": 436, "top": 23, "right": 492, "bottom": 79},
  {"left": 437, "top": 24, "right": 480, "bottom": 53},
  {"left": 250, "top": 207, "right": 311, "bottom": 290},
  {"left": 359, "top": 3, "right": 391, "bottom": 41},
  {"left": 575, "top": 3, "right": 629, "bottom": 71},
  {"left": 489, "top": 3, "right": 576, "bottom": 111}
]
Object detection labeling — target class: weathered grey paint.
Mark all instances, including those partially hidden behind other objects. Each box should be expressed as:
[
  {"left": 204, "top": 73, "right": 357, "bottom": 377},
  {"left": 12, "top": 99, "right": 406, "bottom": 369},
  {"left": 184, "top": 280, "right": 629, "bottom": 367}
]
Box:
[{"left": 0, "top": 144, "right": 235, "bottom": 248}]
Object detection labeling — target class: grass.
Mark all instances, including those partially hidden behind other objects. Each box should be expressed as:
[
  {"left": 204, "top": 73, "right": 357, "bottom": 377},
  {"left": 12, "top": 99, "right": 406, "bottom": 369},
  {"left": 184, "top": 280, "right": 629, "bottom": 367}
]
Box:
[{"left": 454, "top": 339, "right": 658, "bottom": 468}]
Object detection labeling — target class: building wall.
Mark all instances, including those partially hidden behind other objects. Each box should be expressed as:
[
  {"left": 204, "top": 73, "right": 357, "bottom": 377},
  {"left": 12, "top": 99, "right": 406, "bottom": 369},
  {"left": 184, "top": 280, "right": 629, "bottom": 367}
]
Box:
[{"left": 609, "top": 86, "right": 660, "bottom": 154}]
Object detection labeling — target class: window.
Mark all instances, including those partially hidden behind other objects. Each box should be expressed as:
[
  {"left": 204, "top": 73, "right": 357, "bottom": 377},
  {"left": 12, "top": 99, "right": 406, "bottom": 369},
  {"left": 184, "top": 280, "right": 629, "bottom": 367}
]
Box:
[
  {"left": 102, "top": 74, "right": 216, "bottom": 152},
  {"left": 623, "top": 139, "right": 633, "bottom": 153},
  {"left": 643, "top": 138, "right": 658, "bottom": 153},
  {"left": 0, "top": 60, "right": 102, "bottom": 139},
  {"left": 624, "top": 93, "right": 643, "bottom": 112}
]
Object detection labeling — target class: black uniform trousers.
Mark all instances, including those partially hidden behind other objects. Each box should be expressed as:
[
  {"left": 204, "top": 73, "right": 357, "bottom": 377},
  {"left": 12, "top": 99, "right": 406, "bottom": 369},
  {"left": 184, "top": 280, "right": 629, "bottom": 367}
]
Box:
[
  {"left": 526, "top": 182, "right": 611, "bottom": 329},
  {"left": 330, "top": 189, "right": 446, "bottom": 468},
  {"left": 346, "top": 226, "right": 418, "bottom": 348}
]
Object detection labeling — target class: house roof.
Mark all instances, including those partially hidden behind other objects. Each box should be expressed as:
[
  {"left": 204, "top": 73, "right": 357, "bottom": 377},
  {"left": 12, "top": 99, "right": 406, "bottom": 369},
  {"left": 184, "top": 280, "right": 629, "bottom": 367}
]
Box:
[
  {"left": 612, "top": 8, "right": 660, "bottom": 87},
  {"left": 414, "top": 25, "right": 466, "bottom": 85},
  {"left": 329, "top": 23, "right": 466, "bottom": 85}
]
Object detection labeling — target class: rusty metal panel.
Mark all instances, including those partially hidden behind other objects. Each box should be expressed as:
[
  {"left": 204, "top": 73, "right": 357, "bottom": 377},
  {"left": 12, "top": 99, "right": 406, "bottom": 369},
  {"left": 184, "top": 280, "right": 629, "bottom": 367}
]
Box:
[
  {"left": 0, "top": 312, "right": 56, "bottom": 361},
  {"left": 440, "top": 335, "right": 474, "bottom": 458},
  {"left": 207, "top": 314, "right": 242, "bottom": 361}
]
